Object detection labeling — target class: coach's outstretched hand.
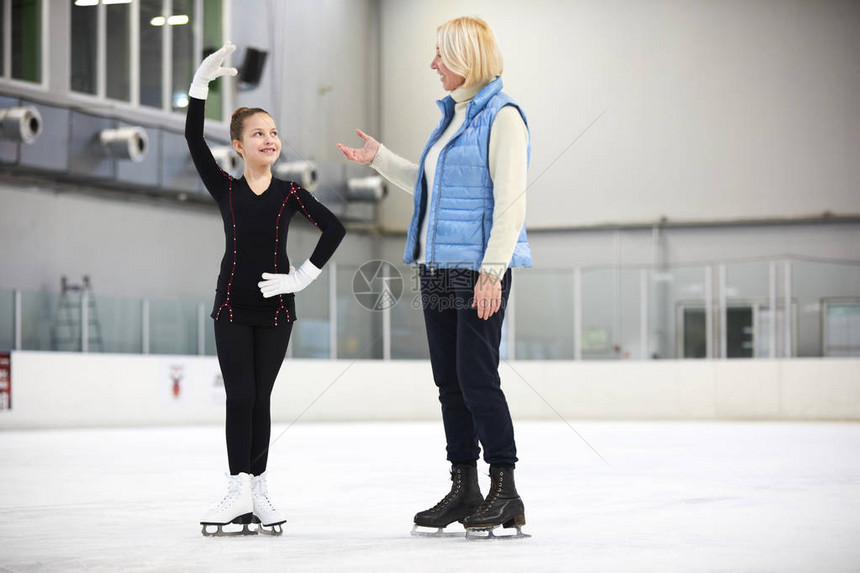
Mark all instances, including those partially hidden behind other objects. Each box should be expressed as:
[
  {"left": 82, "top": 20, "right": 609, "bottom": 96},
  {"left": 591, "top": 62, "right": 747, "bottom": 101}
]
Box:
[{"left": 337, "top": 130, "right": 381, "bottom": 165}]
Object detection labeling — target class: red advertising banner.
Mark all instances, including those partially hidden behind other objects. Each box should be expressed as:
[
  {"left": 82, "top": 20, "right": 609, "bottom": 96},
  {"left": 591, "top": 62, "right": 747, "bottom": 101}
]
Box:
[{"left": 0, "top": 352, "right": 10, "bottom": 411}]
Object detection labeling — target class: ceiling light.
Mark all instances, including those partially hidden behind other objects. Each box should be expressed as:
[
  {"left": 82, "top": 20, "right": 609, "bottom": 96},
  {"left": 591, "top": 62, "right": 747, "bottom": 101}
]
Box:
[{"left": 167, "top": 15, "right": 189, "bottom": 25}]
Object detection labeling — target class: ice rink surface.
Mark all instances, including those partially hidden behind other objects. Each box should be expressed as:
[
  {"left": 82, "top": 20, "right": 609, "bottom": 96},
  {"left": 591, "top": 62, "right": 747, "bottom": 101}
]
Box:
[{"left": 2, "top": 420, "right": 859, "bottom": 573}]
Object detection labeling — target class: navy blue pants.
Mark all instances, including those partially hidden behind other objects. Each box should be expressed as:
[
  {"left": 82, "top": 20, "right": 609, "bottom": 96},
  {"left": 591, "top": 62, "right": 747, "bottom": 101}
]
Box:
[
  {"left": 419, "top": 266, "right": 517, "bottom": 467},
  {"left": 214, "top": 320, "right": 292, "bottom": 476}
]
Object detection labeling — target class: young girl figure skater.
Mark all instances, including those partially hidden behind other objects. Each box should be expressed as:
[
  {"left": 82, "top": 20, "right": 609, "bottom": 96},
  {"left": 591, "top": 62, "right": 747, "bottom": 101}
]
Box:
[{"left": 187, "top": 43, "right": 345, "bottom": 536}]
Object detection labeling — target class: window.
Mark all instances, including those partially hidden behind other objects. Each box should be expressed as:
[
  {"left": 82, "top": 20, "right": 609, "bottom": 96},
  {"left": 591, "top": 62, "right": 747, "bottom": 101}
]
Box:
[
  {"left": 139, "top": 0, "right": 163, "bottom": 108},
  {"left": 170, "top": 0, "right": 194, "bottom": 111},
  {"left": 70, "top": 0, "right": 132, "bottom": 102},
  {"left": 70, "top": 1, "right": 97, "bottom": 94},
  {"left": 0, "top": 2, "right": 4, "bottom": 77},
  {"left": 682, "top": 307, "right": 707, "bottom": 359},
  {"left": 823, "top": 299, "right": 860, "bottom": 357},
  {"left": 678, "top": 301, "right": 795, "bottom": 358},
  {"left": 139, "top": 0, "right": 223, "bottom": 119},
  {"left": 725, "top": 307, "right": 754, "bottom": 358},
  {"left": 69, "top": 0, "right": 223, "bottom": 119},
  {"left": 680, "top": 305, "right": 759, "bottom": 358},
  {"left": 201, "top": 0, "right": 223, "bottom": 120},
  {"left": 13, "top": 0, "right": 41, "bottom": 82},
  {"left": 105, "top": 1, "right": 130, "bottom": 101},
  {"left": 0, "top": 0, "right": 42, "bottom": 83}
]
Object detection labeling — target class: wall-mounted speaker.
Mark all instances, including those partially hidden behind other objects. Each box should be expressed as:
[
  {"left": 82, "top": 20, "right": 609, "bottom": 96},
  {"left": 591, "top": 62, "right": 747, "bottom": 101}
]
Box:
[{"left": 239, "top": 47, "right": 268, "bottom": 89}]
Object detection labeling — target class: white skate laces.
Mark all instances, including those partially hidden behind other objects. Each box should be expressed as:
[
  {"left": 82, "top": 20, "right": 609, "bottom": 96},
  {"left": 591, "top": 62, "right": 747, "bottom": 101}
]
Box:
[
  {"left": 215, "top": 473, "right": 246, "bottom": 510},
  {"left": 251, "top": 472, "right": 287, "bottom": 532}
]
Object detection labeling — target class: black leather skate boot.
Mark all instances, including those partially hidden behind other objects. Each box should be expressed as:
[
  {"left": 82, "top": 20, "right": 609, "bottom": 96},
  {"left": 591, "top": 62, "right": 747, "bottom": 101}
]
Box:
[
  {"left": 412, "top": 464, "right": 483, "bottom": 536},
  {"left": 463, "top": 465, "right": 529, "bottom": 539}
]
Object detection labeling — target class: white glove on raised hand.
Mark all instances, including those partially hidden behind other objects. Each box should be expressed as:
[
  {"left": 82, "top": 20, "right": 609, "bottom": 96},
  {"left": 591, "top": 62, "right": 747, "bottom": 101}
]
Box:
[
  {"left": 258, "top": 260, "right": 322, "bottom": 298},
  {"left": 189, "top": 42, "right": 238, "bottom": 100}
]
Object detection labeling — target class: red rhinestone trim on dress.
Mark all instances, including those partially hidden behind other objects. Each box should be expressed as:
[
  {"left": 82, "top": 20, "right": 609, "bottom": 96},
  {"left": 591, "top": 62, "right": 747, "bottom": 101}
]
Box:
[
  {"left": 215, "top": 177, "right": 236, "bottom": 322},
  {"left": 289, "top": 182, "right": 322, "bottom": 230},
  {"left": 272, "top": 189, "right": 292, "bottom": 326}
]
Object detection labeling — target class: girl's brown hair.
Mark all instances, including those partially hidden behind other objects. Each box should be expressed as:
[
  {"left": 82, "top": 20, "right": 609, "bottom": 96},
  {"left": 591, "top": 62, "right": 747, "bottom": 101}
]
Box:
[{"left": 230, "top": 107, "right": 270, "bottom": 142}]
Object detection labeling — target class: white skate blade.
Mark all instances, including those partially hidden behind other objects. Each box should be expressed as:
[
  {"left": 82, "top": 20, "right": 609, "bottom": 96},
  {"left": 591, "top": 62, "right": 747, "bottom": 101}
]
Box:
[
  {"left": 411, "top": 524, "right": 465, "bottom": 538},
  {"left": 465, "top": 525, "right": 531, "bottom": 541}
]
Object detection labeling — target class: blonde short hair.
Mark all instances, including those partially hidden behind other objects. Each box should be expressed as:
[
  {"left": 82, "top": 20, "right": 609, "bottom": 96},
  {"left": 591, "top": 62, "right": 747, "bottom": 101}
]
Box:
[{"left": 436, "top": 17, "right": 503, "bottom": 88}]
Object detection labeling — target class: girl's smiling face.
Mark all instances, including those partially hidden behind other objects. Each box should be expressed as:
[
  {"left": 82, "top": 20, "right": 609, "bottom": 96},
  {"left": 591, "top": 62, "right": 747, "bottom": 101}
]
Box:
[{"left": 233, "top": 113, "right": 281, "bottom": 166}]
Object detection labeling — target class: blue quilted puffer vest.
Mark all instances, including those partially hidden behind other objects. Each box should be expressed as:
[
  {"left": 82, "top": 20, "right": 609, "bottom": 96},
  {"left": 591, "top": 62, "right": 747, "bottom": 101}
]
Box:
[{"left": 404, "top": 77, "right": 533, "bottom": 270}]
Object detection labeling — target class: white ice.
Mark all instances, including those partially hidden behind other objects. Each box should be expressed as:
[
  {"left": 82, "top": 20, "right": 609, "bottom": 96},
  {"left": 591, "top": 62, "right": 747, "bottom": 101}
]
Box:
[{"left": 2, "top": 421, "right": 860, "bottom": 572}]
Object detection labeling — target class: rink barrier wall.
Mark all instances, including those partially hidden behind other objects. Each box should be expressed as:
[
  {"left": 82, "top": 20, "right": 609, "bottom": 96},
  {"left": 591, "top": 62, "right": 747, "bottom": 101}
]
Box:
[{"left": 1, "top": 351, "right": 859, "bottom": 429}]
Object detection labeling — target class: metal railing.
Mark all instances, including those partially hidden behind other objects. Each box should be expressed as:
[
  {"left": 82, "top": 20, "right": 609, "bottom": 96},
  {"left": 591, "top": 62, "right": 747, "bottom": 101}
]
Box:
[{"left": 2, "top": 256, "right": 859, "bottom": 359}]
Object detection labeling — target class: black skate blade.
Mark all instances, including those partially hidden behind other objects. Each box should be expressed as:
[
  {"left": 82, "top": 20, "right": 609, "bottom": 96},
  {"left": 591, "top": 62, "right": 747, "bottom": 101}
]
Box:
[
  {"left": 250, "top": 514, "right": 286, "bottom": 536},
  {"left": 255, "top": 522, "right": 286, "bottom": 536},
  {"left": 200, "top": 523, "right": 259, "bottom": 537},
  {"left": 465, "top": 525, "right": 531, "bottom": 541},
  {"left": 201, "top": 513, "right": 258, "bottom": 537},
  {"left": 411, "top": 524, "right": 465, "bottom": 538}
]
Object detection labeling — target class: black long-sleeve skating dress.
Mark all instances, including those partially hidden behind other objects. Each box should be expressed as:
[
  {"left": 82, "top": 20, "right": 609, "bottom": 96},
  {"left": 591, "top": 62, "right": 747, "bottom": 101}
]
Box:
[{"left": 185, "top": 97, "right": 345, "bottom": 326}]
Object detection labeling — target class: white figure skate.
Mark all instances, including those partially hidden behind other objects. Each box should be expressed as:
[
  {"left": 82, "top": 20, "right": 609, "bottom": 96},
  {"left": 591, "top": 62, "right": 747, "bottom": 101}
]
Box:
[
  {"left": 251, "top": 471, "right": 287, "bottom": 535},
  {"left": 200, "top": 472, "right": 255, "bottom": 536}
]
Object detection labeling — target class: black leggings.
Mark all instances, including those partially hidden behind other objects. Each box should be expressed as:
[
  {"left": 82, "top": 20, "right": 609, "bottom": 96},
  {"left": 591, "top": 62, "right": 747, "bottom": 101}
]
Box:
[{"left": 214, "top": 320, "right": 292, "bottom": 476}]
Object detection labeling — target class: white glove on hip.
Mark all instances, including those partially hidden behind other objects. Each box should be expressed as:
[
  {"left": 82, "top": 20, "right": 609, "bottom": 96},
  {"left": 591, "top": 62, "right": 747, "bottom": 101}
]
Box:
[
  {"left": 259, "top": 260, "right": 322, "bottom": 297},
  {"left": 189, "top": 41, "right": 238, "bottom": 100}
]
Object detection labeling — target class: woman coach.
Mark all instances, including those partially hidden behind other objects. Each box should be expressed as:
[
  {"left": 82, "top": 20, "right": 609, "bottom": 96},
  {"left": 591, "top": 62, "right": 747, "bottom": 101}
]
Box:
[{"left": 338, "top": 16, "right": 532, "bottom": 539}]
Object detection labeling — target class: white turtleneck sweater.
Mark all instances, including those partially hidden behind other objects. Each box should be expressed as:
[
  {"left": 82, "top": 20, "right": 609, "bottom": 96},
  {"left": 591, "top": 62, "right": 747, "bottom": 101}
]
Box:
[{"left": 370, "top": 82, "right": 529, "bottom": 278}]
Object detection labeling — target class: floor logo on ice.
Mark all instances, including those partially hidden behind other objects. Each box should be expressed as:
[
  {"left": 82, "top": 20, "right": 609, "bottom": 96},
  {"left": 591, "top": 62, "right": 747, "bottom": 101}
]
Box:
[{"left": 352, "top": 260, "right": 403, "bottom": 311}]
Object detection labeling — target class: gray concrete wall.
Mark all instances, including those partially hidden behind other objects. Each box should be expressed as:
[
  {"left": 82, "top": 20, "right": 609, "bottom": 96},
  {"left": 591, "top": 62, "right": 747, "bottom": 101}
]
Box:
[
  {"left": 0, "top": 182, "right": 370, "bottom": 298},
  {"left": 376, "top": 0, "right": 860, "bottom": 231}
]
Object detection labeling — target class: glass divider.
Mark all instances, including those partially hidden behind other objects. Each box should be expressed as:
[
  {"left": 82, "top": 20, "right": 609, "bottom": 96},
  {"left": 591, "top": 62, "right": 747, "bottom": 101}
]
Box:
[
  {"left": 718, "top": 264, "right": 727, "bottom": 359},
  {"left": 14, "top": 289, "right": 21, "bottom": 350},
  {"left": 197, "top": 302, "right": 205, "bottom": 356},
  {"left": 704, "top": 265, "right": 713, "bottom": 359},
  {"left": 573, "top": 267, "right": 582, "bottom": 361},
  {"left": 784, "top": 260, "right": 792, "bottom": 358},
  {"left": 769, "top": 262, "right": 777, "bottom": 358},
  {"left": 82, "top": 288, "right": 89, "bottom": 353},
  {"left": 639, "top": 269, "right": 648, "bottom": 359},
  {"left": 142, "top": 299, "right": 150, "bottom": 355},
  {"left": 329, "top": 262, "right": 337, "bottom": 360},
  {"left": 382, "top": 264, "right": 391, "bottom": 361}
]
